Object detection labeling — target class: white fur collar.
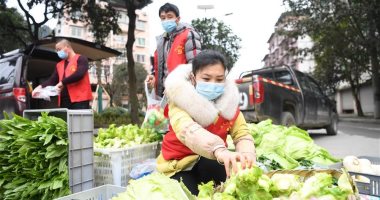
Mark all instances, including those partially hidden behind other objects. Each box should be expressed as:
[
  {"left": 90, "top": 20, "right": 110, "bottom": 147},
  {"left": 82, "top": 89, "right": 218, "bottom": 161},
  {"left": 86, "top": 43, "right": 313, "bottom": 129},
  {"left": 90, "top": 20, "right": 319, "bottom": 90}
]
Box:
[{"left": 164, "top": 64, "right": 240, "bottom": 127}]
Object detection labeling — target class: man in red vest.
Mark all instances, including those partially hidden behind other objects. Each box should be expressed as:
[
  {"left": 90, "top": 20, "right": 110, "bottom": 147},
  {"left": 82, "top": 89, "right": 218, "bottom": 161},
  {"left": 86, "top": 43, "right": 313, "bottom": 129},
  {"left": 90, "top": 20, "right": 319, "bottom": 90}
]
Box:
[
  {"left": 145, "top": 2, "right": 202, "bottom": 97},
  {"left": 32, "top": 39, "right": 92, "bottom": 109}
]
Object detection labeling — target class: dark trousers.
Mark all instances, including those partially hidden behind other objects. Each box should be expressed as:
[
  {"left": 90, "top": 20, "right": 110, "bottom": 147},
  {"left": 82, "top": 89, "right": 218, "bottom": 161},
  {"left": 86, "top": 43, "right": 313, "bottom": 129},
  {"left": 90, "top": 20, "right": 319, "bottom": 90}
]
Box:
[
  {"left": 60, "top": 96, "right": 90, "bottom": 109},
  {"left": 171, "top": 157, "right": 226, "bottom": 195}
]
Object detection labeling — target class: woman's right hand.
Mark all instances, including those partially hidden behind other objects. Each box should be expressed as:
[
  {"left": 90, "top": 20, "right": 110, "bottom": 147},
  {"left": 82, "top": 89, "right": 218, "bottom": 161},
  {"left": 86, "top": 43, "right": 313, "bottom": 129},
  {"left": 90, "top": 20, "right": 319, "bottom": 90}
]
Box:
[{"left": 215, "top": 149, "right": 251, "bottom": 177}]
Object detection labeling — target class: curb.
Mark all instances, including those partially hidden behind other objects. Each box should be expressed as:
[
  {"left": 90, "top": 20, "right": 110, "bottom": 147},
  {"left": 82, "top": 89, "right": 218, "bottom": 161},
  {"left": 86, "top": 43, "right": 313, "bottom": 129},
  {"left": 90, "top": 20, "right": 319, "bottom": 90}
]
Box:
[{"left": 339, "top": 117, "right": 380, "bottom": 124}]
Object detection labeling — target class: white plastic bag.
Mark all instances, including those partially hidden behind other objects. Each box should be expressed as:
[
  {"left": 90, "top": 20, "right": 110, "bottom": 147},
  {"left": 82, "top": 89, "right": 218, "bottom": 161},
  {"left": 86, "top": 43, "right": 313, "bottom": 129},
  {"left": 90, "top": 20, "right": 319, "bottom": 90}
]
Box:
[
  {"left": 32, "top": 86, "right": 59, "bottom": 101},
  {"left": 141, "top": 83, "right": 168, "bottom": 134}
]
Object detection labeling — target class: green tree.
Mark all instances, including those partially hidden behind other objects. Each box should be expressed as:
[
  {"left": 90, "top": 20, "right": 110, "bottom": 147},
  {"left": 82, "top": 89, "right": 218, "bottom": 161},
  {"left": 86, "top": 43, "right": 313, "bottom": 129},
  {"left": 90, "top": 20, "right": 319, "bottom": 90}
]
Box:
[
  {"left": 284, "top": 0, "right": 379, "bottom": 117},
  {"left": 191, "top": 18, "right": 241, "bottom": 68},
  {"left": 104, "top": 62, "right": 147, "bottom": 108},
  {"left": 3, "top": 0, "right": 120, "bottom": 45},
  {"left": 105, "top": 62, "right": 128, "bottom": 107},
  {"left": 311, "top": 11, "right": 369, "bottom": 116},
  {"left": 0, "top": 4, "right": 30, "bottom": 53},
  {"left": 123, "top": 0, "right": 152, "bottom": 124}
]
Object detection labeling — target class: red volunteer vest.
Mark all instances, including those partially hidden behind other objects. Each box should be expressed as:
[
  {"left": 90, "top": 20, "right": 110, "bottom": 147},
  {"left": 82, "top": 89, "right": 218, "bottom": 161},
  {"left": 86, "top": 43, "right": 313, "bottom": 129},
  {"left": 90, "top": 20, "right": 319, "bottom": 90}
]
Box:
[
  {"left": 56, "top": 54, "right": 92, "bottom": 106},
  {"left": 154, "top": 29, "right": 193, "bottom": 92},
  {"left": 161, "top": 109, "right": 240, "bottom": 160}
]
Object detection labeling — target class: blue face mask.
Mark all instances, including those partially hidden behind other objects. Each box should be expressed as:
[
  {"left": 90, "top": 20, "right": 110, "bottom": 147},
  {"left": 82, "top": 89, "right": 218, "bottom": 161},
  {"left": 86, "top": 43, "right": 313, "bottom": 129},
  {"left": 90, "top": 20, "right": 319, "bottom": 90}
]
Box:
[
  {"left": 196, "top": 81, "right": 225, "bottom": 101},
  {"left": 162, "top": 19, "right": 177, "bottom": 33},
  {"left": 57, "top": 50, "right": 68, "bottom": 60}
]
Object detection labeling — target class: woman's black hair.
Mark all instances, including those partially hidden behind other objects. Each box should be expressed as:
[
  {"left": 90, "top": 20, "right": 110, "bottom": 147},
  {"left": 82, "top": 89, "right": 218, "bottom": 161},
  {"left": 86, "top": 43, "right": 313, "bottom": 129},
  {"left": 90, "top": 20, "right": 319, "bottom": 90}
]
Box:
[
  {"left": 159, "top": 3, "right": 180, "bottom": 17},
  {"left": 192, "top": 50, "right": 229, "bottom": 75}
]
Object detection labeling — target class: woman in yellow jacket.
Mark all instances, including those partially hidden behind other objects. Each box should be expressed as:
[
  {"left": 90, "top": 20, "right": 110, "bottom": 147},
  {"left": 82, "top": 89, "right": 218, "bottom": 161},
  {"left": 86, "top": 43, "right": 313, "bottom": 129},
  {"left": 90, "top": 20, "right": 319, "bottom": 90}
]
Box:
[{"left": 156, "top": 50, "right": 256, "bottom": 195}]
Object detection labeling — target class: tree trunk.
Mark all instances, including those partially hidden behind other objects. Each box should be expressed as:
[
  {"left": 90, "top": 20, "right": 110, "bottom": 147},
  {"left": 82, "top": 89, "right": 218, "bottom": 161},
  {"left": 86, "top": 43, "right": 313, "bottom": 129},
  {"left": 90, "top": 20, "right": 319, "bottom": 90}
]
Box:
[
  {"left": 353, "top": 87, "right": 364, "bottom": 117},
  {"left": 109, "top": 96, "right": 114, "bottom": 107},
  {"left": 95, "top": 62, "right": 103, "bottom": 112},
  {"left": 106, "top": 84, "right": 114, "bottom": 107},
  {"left": 349, "top": 79, "right": 364, "bottom": 116},
  {"left": 372, "top": 55, "right": 380, "bottom": 119},
  {"left": 368, "top": 4, "right": 380, "bottom": 119},
  {"left": 126, "top": 6, "right": 140, "bottom": 124}
]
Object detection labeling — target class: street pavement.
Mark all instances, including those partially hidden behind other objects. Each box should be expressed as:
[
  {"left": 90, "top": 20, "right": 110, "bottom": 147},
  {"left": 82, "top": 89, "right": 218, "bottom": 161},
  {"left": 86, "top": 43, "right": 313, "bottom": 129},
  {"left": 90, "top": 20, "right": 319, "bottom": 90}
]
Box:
[
  {"left": 309, "top": 120, "right": 380, "bottom": 159},
  {"left": 338, "top": 113, "right": 380, "bottom": 124}
]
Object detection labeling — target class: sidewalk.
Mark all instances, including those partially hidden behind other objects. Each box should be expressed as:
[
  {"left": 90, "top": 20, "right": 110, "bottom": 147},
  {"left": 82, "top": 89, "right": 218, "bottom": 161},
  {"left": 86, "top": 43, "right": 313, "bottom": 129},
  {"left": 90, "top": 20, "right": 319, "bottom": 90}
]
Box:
[{"left": 338, "top": 114, "right": 380, "bottom": 124}]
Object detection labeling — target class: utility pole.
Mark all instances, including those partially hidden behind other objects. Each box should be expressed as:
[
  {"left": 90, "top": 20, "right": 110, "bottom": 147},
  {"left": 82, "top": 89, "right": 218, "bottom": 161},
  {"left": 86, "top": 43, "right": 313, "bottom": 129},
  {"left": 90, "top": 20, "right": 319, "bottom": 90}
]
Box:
[{"left": 197, "top": 5, "right": 214, "bottom": 18}]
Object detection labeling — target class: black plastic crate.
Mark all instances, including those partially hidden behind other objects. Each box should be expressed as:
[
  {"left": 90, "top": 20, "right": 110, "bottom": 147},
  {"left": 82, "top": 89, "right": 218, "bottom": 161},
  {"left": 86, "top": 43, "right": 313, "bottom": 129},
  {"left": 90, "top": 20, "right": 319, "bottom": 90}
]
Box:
[{"left": 349, "top": 156, "right": 380, "bottom": 197}]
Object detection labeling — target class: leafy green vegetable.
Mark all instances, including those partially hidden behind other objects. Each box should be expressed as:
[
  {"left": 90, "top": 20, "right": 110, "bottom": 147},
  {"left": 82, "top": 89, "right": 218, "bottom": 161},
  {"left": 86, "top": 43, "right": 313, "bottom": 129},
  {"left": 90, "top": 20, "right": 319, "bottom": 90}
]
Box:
[
  {"left": 258, "top": 155, "right": 283, "bottom": 170},
  {"left": 293, "top": 172, "right": 354, "bottom": 200},
  {"left": 198, "top": 181, "right": 214, "bottom": 200},
  {"left": 206, "top": 166, "right": 273, "bottom": 200},
  {"left": 248, "top": 119, "right": 340, "bottom": 170},
  {"left": 212, "top": 192, "right": 236, "bottom": 200},
  {"left": 296, "top": 158, "right": 314, "bottom": 168},
  {"left": 300, "top": 173, "right": 333, "bottom": 199},
  {"left": 337, "top": 170, "right": 354, "bottom": 194},
  {"left": 111, "top": 172, "right": 196, "bottom": 200},
  {"left": 197, "top": 166, "right": 355, "bottom": 200},
  {"left": 258, "top": 174, "right": 272, "bottom": 192},
  {"left": 270, "top": 174, "right": 301, "bottom": 197},
  {"left": 95, "top": 124, "right": 161, "bottom": 148},
  {"left": 0, "top": 113, "right": 70, "bottom": 200}
]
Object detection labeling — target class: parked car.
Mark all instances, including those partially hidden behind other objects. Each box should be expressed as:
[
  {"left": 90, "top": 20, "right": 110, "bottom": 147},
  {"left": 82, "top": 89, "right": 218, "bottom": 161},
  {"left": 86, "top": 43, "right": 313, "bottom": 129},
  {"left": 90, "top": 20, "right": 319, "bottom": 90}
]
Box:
[
  {"left": 0, "top": 36, "right": 121, "bottom": 119},
  {"left": 236, "top": 65, "right": 338, "bottom": 135}
]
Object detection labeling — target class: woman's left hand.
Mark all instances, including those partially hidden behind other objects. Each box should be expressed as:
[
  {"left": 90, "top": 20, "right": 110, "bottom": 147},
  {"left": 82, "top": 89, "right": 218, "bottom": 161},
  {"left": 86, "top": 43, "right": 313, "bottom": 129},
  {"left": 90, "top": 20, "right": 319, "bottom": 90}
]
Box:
[
  {"left": 239, "top": 151, "right": 256, "bottom": 169},
  {"left": 215, "top": 149, "right": 255, "bottom": 177}
]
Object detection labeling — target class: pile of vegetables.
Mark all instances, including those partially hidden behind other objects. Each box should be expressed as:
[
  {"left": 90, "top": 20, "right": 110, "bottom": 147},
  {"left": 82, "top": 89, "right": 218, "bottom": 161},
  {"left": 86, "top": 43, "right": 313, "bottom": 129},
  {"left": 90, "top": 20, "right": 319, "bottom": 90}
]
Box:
[
  {"left": 0, "top": 113, "right": 70, "bottom": 200},
  {"left": 111, "top": 172, "right": 196, "bottom": 200},
  {"left": 198, "top": 166, "right": 357, "bottom": 200},
  {"left": 141, "top": 106, "right": 169, "bottom": 134},
  {"left": 249, "top": 120, "right": 340, "bottom": 170},
  {"left": 95, "top": 124, "right": 162, "bottom": 148},
  {"left": 343, "top": 156, "right": 380, "bottom": 183}
]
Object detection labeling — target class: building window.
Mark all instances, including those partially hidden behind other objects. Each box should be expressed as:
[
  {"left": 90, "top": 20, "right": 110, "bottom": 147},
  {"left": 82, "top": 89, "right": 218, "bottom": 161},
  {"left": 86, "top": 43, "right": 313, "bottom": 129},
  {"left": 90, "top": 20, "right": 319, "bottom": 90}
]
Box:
[
  {"left": 71, "top": 26, "right": 82, "bottom": 37},
  {"left": 71, "top": 10, "right": 82, "bottom": 20},
  {"left": 114, "top": 35, "right": 126, "bottom": 43},
  {"left": 118, "top": 12, "right": 129, "bottom": 24},
  {"left": 136, "top": 38, "right": 145, "bottom": 47},
  {"left": 136, "top": 54, "right": 145, "bottom": 63},
  {"left": 116, "top": 48, "right": 127, "bottom": 62},
  {"left": 136, "top": 20, "right": 145, "bottom": 31},
  {"left": 89, "top": 65, "right": 96, "bottom": 76}
]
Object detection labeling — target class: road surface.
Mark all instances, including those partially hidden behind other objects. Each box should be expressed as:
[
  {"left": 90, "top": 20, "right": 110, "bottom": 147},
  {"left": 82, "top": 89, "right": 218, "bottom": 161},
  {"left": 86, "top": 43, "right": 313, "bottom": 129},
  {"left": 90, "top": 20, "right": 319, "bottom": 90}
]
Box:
[{"left": 309, "top": 121, "right": 380, "bottom": 158}]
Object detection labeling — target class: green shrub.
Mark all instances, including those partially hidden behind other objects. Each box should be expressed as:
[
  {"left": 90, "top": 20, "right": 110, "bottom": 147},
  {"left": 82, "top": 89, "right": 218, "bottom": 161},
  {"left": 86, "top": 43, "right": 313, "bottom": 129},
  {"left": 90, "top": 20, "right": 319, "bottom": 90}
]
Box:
[{"left": 94, "top": 107, "right": 131, "bottom": 128}]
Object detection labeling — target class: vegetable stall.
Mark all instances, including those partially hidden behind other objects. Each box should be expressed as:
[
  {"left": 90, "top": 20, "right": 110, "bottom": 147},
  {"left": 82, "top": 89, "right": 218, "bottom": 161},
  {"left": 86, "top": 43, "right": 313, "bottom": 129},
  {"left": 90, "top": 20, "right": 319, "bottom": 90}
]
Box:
[
  {"left": 0, "top": 113, "right": 70, "bottom": 200},
  {"left": 1, "top": 111, "right": 378, "bottom": 199}
]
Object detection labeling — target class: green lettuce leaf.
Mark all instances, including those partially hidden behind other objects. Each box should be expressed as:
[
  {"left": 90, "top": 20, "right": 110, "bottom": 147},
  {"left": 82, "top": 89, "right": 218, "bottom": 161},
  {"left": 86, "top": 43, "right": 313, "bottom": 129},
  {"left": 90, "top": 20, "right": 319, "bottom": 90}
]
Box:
[{"left": 112, "top": 173, "right": 196, "bottom": 200}]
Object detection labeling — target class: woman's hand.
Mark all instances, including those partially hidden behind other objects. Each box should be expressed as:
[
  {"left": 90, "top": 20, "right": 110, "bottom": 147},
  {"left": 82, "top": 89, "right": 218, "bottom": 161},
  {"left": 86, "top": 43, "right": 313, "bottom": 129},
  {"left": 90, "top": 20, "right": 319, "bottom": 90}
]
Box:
[
  {"left": 215, "top": 149, "right": 255, "bottom": 177},
  {"left": 240, "top": 151, "right": 256, "bottom": 169}
]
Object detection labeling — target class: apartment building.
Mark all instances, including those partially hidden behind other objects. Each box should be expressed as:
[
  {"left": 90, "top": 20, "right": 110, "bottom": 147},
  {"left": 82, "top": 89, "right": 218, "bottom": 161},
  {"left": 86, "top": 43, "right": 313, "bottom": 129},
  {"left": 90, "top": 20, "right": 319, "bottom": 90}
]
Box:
[
  {"left": 54, "top": 6, "right": 151, "bottom": 85},
  {"left": 262, "top": 12, "right": 315, "bottom": 73}
]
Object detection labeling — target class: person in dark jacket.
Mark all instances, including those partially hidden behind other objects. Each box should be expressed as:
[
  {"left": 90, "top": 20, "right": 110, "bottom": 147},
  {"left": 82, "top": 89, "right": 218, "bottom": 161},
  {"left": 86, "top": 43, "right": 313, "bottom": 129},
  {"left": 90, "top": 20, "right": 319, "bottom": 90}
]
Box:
[
  {"left": 145, "top": 2, "right": 202, "bottom": 97},
  {"left": 32, "top": 39, "right": 92, "bottom": 109}
]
